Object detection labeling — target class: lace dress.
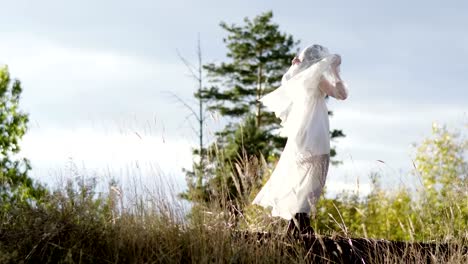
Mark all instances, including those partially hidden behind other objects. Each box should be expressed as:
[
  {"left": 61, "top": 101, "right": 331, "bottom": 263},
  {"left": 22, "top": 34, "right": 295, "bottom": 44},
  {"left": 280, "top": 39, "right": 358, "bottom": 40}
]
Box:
[{"left": 252, "top": 49, "right": 347, "bottom": 220}]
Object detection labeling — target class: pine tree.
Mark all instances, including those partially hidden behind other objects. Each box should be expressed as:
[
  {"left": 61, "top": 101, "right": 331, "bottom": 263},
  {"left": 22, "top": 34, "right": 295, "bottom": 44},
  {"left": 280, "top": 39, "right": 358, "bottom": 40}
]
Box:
[{"left": 200, "top": 11, "right": 298, "bottom": 153}]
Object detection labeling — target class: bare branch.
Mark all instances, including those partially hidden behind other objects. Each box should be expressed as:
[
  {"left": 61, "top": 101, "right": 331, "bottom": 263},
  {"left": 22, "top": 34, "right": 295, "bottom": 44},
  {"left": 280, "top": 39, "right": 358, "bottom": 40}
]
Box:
[
  {"left": 162, "top": 91, "right": 200, "bottom": 122},
  {"left": 176, "top": 49, "right": 200, "bottom": 82}
]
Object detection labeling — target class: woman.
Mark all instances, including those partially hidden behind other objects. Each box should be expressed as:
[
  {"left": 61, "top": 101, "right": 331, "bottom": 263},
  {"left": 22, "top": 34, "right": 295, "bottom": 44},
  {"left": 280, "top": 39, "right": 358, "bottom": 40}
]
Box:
[{"left": 252, "top": 44, "right": 348, "bottom": 236}]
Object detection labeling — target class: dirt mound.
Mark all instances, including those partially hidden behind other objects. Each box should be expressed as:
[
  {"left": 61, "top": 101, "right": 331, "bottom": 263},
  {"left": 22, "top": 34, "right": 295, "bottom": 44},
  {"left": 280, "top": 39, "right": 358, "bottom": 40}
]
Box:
[{"left": 233, "top": 231, "right": 467, "bottom": 263}]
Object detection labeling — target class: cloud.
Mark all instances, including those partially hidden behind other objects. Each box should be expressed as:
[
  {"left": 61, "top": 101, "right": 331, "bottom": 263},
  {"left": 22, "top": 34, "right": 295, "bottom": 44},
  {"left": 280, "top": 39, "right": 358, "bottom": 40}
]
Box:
[
  {"left": 24, "top": 128, "right": 190, "bottom": 164},
  {"left": 22, "top": 126, "right": 193, "bottom": 187},
  {"left": 1, "top": 36, "right": 199, "bottom": 137}
]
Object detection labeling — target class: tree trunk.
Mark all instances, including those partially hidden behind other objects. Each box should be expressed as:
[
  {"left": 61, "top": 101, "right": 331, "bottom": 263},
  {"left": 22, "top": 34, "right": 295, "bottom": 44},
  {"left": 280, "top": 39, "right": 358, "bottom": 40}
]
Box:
[{"left": 255, "top": 55, "right": 263, "bottom": 128}]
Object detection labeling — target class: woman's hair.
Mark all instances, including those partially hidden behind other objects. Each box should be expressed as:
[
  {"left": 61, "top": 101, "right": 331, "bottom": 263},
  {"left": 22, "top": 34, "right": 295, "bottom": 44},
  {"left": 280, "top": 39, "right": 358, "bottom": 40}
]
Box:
[
  {"left": 284, "top": 44, "right": 330, "bottom": 82},
  {"left": 298, "top": 44, "right": 330, "bottom": 68}
]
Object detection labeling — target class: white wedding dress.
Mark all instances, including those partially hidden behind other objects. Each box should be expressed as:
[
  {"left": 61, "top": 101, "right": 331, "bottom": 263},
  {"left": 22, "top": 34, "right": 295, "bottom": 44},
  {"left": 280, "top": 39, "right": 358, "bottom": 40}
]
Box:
[{"left": 252, "top": 45, "right": 348, "bottom": 220}]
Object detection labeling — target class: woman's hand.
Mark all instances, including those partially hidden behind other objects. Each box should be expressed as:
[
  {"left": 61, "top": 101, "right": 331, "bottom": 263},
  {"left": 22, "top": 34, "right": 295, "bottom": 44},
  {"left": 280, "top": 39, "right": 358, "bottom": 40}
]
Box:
[
  {"left": 332, "top": 54, "right": 341, "bottom": 68},
  {"left": 292, "top": 56, "right": 301, "bottom": 65},
  {"left": 331, "top": 54, "right": 342, "bottom": 79}
]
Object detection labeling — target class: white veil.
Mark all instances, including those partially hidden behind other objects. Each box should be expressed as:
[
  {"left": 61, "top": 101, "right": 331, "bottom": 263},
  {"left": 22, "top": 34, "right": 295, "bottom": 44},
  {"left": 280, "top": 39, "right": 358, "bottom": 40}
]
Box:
[{"left": 259, "top": 44, "right": 342, "bottom": 140}]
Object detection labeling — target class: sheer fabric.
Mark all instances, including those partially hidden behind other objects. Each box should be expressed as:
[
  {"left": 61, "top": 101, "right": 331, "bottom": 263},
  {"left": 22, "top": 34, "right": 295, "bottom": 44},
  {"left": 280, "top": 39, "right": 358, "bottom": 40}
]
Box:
[{"left": 252, "top": 45, "right": 347, "bottom": 220}]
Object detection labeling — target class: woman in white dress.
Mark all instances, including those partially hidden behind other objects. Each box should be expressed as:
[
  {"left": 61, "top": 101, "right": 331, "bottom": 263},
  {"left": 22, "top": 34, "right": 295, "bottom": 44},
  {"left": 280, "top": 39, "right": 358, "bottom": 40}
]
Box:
[{"left": 252, "top": 44, "right": 348, "bottom": 236}]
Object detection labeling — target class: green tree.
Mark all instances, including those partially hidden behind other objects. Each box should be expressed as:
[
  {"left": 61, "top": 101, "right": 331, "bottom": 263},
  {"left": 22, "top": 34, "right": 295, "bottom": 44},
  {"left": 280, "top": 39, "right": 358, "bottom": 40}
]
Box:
[
  {"left": 413, "top": 122, "right": 467, "bottom": 238},
  {"left": 414, "top": 123, "right": 467, "bottom": 202},
  {"left": 0, "top": 66, "right": 45, "bottom": 208},
  {"left": 201, "top": 11, "right": 298, "bottom": 153}
]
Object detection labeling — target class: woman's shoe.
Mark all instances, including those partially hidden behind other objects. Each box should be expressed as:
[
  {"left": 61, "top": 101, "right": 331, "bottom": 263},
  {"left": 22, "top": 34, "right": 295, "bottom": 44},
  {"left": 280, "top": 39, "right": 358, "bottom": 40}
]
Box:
[
  {"left": 287, "top": 213, "right": 315, "bottom": 237},
  {"left": 296, "top": 213, "right": 315, "bottom": 236}
]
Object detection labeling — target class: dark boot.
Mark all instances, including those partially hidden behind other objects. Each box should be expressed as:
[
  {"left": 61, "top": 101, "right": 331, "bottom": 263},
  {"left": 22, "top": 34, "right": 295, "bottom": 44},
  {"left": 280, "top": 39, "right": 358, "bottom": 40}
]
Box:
[
  {"left": 296, "top": 213, "right": 314, "bottom": 236},
  {"left": 287, "top": 213, "right": 315, "bottom": 237}
]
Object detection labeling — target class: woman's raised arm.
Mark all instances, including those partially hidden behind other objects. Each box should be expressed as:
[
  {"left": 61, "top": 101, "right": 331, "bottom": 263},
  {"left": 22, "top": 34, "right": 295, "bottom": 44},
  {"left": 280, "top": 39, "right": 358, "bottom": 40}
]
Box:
[
  {"left": 318, "top": 57, "right": 348, "bottom": 100},
  {"left": 318, "top": 76, "right": 348, "bottom": 100}
]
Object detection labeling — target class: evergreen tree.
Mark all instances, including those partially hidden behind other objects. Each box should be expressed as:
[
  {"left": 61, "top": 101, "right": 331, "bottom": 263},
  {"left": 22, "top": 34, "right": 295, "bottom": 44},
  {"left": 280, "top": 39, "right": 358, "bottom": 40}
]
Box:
[{"left": 200, "top": 11, "right": 298, "bottom": 152}]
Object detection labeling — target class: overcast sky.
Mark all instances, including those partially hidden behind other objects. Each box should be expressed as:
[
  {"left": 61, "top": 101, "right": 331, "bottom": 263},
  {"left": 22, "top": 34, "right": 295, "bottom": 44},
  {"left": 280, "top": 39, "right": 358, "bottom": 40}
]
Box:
[{"left": 1, "top": 0, "right": 467, "bottom": 196}]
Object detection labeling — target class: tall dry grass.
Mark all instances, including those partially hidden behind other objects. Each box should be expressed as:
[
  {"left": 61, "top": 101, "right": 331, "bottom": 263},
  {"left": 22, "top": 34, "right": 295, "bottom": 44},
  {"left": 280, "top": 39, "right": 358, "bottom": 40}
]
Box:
[
  {"left": 0, "top": 171, "right": 307, "bottom": 263},
  {"left": 0, "top": 156, "right": 466, "bottom": 263}
]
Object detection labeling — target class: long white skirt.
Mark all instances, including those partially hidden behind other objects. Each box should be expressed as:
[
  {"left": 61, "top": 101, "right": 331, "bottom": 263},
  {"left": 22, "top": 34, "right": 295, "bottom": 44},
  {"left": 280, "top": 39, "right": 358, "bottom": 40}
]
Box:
[{"left": 252, "top": 141, "right": 329, "bottom": 220}]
